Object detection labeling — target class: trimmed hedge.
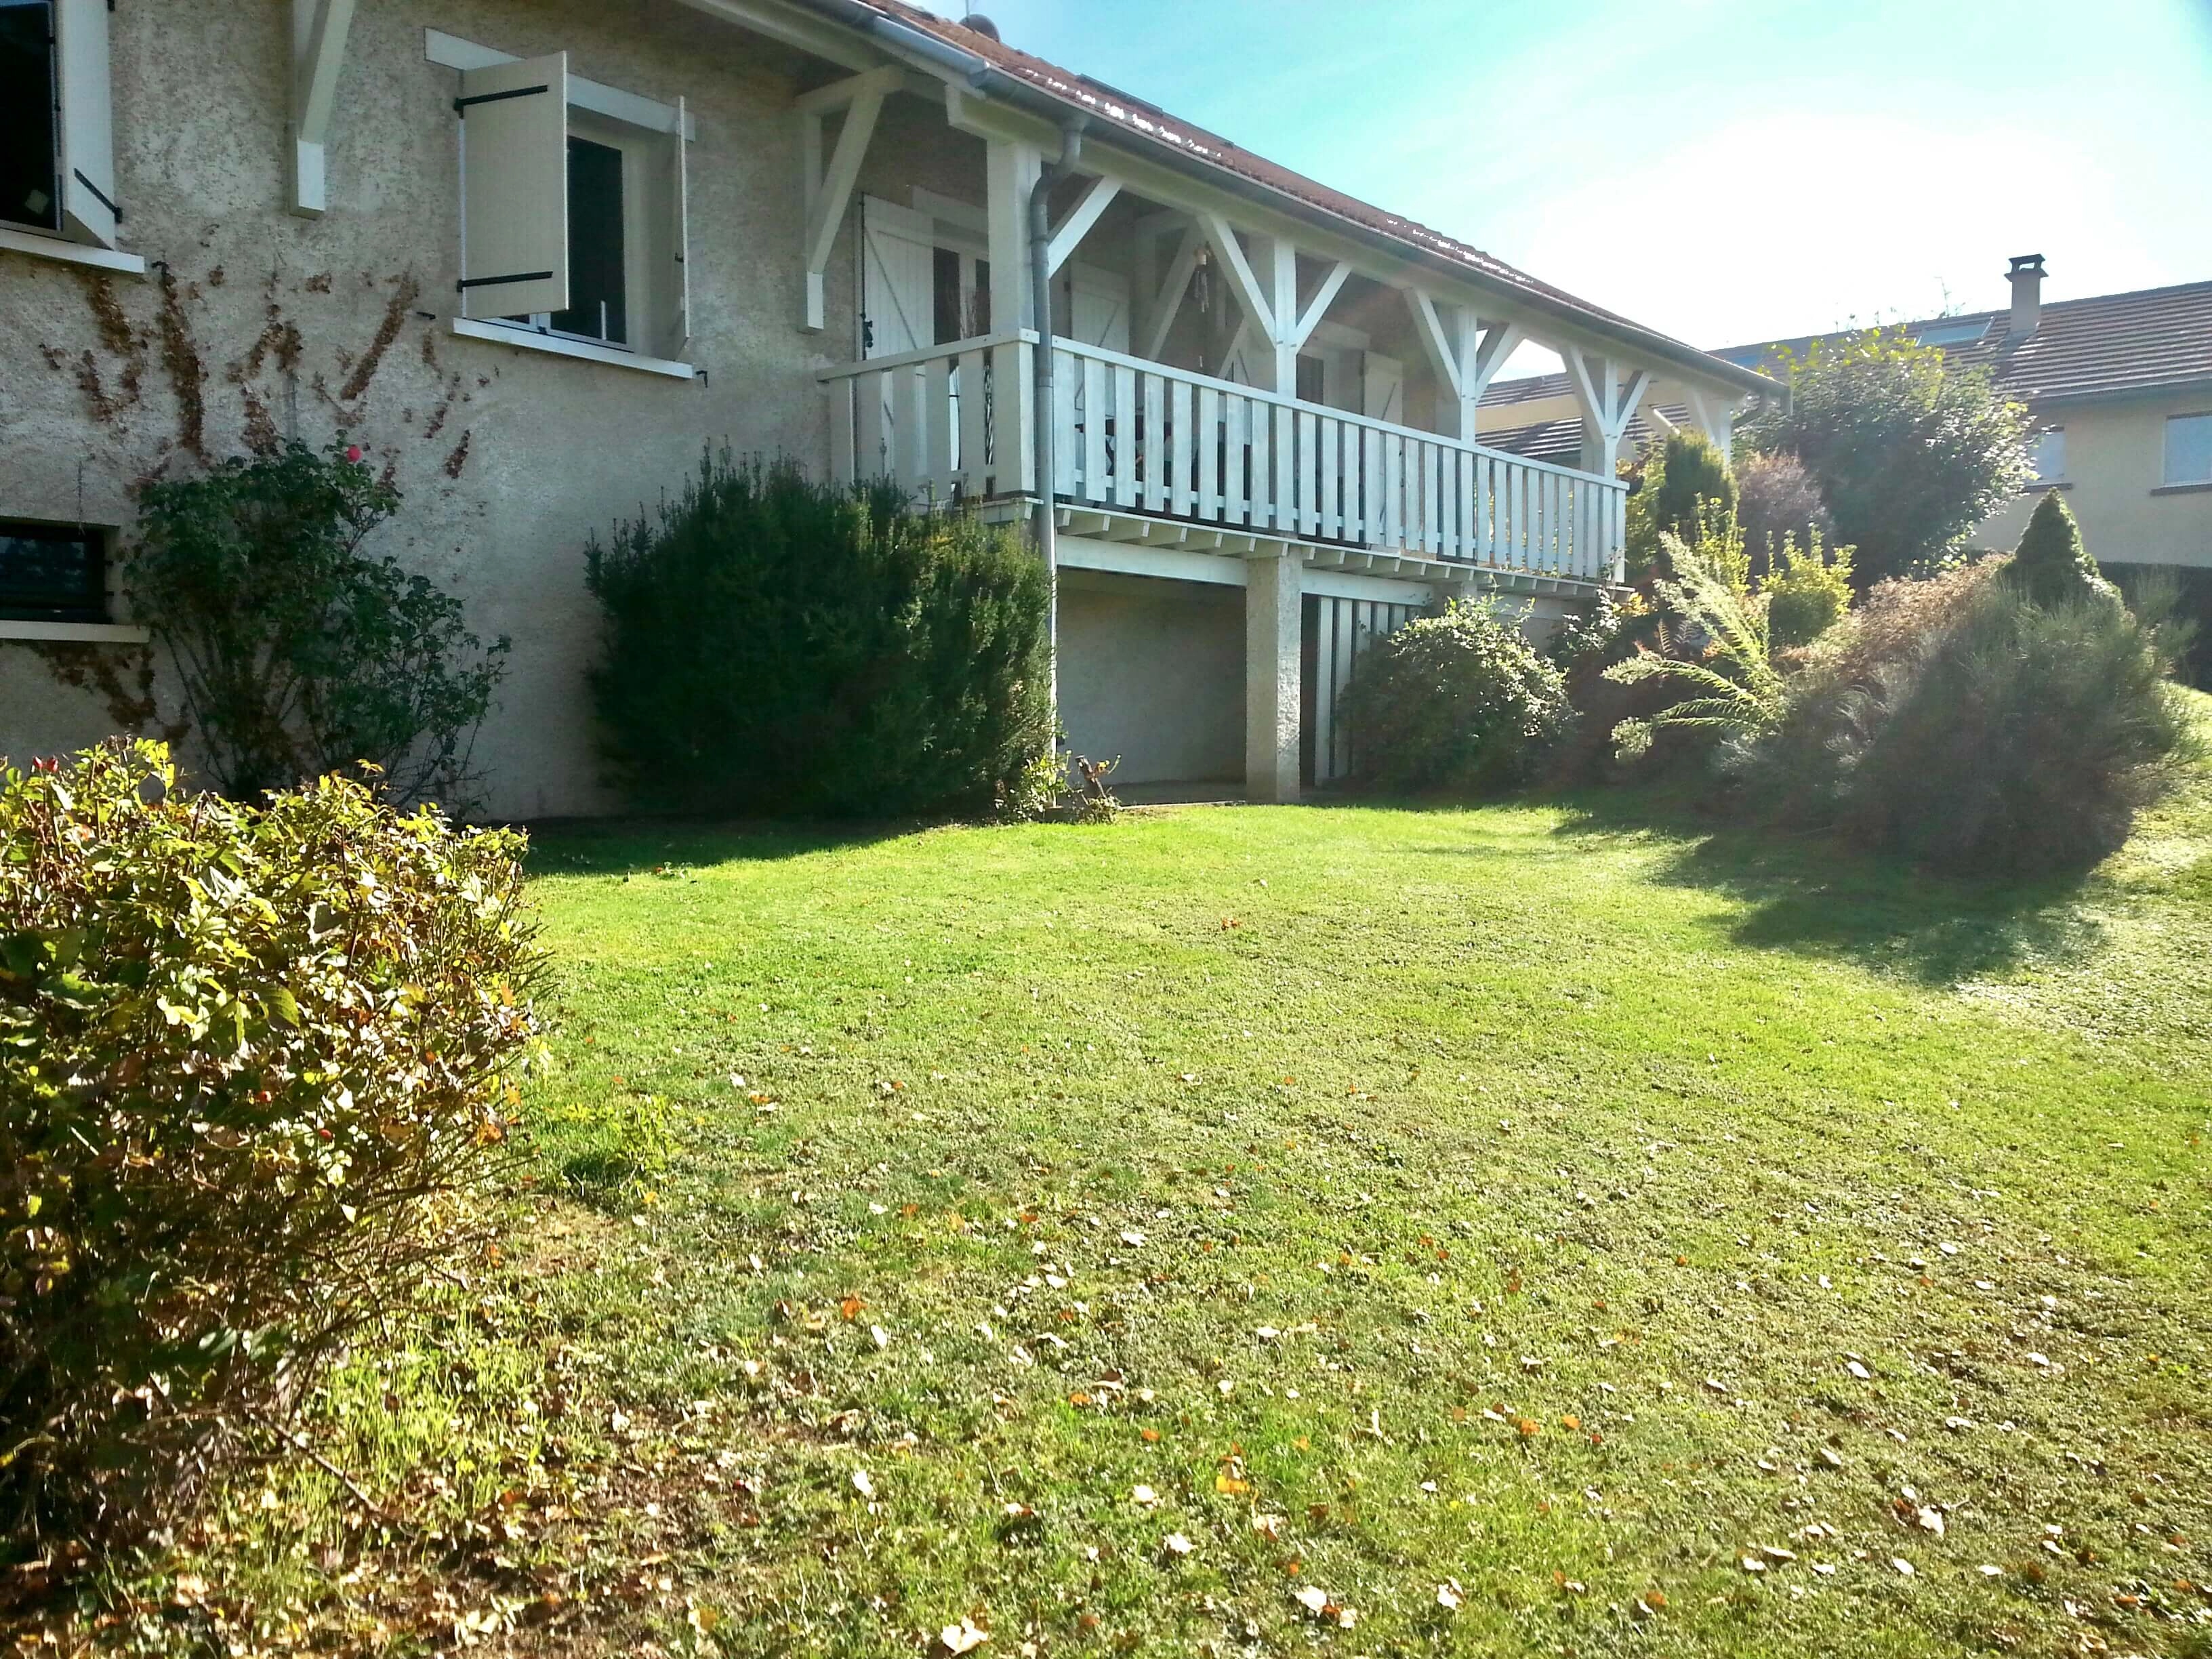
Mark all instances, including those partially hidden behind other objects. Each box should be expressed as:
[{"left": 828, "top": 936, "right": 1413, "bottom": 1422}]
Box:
[{"left": 586, "top": 456, "right": 1052, "bottom": 819}]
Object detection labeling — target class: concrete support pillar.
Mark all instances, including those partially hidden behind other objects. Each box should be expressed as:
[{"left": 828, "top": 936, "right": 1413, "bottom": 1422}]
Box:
[{"left": 1244, "top": 552, "right": 1302, "bottom": 803}]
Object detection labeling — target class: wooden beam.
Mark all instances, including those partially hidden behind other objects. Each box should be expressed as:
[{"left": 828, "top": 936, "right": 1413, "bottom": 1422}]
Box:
[
  {"left": 1290, "top": 261, "right": 1352, "bottom": 349},
  {"left": 794, "top": 64, "right": 905, "bottom": 117},
  {"left": 289, "top": 0, "right": 357, "bottom": 217},
  {"left": 1045, "top": 173, "right": 1122, "bottom": 274},
  {"left": 802, "top": 77, "right": 890, "bottom": 331},
  {"left": 1404, "top": 290, "right": 1461, "bottom": 396},
  {"left": 1201, "top": 213, "right": 1276, "bottom": 341},
  {"left": 1464, "top": 321, "right": 1524, "bottom": 404},
  {"left": 1140, "top": 223, "right": 1204, "bottom": 361}
]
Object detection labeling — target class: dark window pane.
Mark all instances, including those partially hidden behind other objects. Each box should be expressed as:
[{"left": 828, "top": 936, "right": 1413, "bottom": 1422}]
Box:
[
  {"left": 0, "top": 523, "right": 105, "bottom": 621},
  {"left": 933, "top": 246, "right": 961, "bottom": 346},
  {"left": 552, "top": 135, "right": 626, "bottom": 344},
  {"left": 1296, "top": 354, "right": 1324, "bottom": 405},
  {"left": 0, "top": 1, "right": 60, "bottom": 233},
  {"left": 972, "top": 260, "right": 989, "bottom": 334}
]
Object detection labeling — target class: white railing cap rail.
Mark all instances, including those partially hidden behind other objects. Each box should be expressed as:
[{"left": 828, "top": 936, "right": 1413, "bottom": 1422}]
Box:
[
  {"left": 824, "top": 329, "right": 1624, "bottom": 492},
  {"left": 817, "top": 329, "right": 1039, "bottom": 380}
]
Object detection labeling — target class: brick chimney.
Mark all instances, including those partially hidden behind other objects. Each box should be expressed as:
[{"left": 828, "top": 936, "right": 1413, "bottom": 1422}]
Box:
[{"left": 2006, "top": 254, "right": 2047, "bottom": 344}]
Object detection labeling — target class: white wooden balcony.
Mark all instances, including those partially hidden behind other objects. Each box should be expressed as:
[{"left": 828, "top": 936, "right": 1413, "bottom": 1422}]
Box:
[{"left": 822, "top": 331, "right": 1628, "bottom": 586}]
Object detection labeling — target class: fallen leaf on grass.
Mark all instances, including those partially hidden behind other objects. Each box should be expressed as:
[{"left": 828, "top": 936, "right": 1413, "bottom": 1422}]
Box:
[{"left": 941, "top": 1617, "right": 989, "bottom": 1654}]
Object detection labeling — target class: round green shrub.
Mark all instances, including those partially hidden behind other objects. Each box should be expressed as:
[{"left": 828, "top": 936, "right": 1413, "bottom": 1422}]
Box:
[
  {"left": 1340, "top": 602, "right": 1574, "bottom": 793},
  {"left": 0, "top": 741, "right": 547, "bottom": 1541},
  {"left": 1763, "top": 534, "right": 1856, "bottom": 651}
]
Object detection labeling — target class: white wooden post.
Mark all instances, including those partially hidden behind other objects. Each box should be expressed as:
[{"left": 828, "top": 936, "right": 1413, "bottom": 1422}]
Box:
[{"left": 987, "top": 138, "right": 1042, "bottom": 343}]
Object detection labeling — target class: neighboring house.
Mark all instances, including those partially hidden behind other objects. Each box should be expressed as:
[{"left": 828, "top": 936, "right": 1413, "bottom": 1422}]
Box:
[
  {"left": 1483, "top": 256, "right": 2212, "bottom": 579},
  {"left": 0, "top": 0, "right": 1774, "bottom": 813}
]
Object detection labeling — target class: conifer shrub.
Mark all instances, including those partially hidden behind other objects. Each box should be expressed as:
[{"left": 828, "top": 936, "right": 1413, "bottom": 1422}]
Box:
[
  {"left": 586, "top": 455, "right": 1052, "bottom": 819},
  {"left": 2007, "top": 489, "right": 2114, "bottom": 608},
  {"left": 1340, "top": 602, "right": 1574, "bottom": 793},
  {"left": 0, "top": 741, "right": 546, "bottom": 1542},
  {"left": 1624, "top": 432, "right": 1736, "bottom": 581}
]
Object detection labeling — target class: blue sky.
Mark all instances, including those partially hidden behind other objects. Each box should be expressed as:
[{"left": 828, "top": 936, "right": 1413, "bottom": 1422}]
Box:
[{"left": 912, "top": 0, "right": 2212, "bottom": 356}]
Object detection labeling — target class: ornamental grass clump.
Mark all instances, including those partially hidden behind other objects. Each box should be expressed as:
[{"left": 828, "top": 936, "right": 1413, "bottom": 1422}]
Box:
[{"left": 0, "top": 741, "right": 546, "bottom": 1545}]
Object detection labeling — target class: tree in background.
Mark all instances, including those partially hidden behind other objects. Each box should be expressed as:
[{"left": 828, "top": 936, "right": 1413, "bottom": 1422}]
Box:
[
  {"left": 1741, "top": 329, "right": 2031, "bottom": 588},
  {"left": 1624, "top": 430, "right": 1736, "bottom": 581}
]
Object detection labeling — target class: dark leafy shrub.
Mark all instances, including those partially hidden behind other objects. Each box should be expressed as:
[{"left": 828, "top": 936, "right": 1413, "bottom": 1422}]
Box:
[
  {"left": 1624, "top": 431, "right": 1736, "bottom": 581},
  {"left": 1736, "top": 450, "right": 1833, "bottom": 575},
  {"left": 0, "top": 741, "right": 546, "bottom": 1542},
  {"left": 2008, "top": 489, "right": 2114, "bottom": 607},
  {"left": 586, "top": 455, "right": 1052, "bottom": 818},
  {"left": 130, "top": 441, "right": 508, "bottom": 807},
  {"left": 1750, "top": 578, "right": 2197, "bottom": 873},
  {"left": 1340, "top": 601, "right": 1574, "bottom": 792}
]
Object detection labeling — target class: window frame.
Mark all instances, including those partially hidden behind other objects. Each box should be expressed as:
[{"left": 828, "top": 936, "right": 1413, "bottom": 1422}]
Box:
[
  {"left": 2163, "top": 412, "right": 2212, "bottom": 489},
  {"left": 2028, "top": 426, "right": 2066, "bottom": 485},
  {"left": 501, "top": 114, "right": 657, "bottom": 354},
  {"left": 0, "top": 517, "right": 110, "bottom": 625}
]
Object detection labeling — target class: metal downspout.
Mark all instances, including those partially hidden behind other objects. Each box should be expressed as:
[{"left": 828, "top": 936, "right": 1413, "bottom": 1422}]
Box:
[{"left": 1029, "top": 116, "right": 1086, "bottom": 745}]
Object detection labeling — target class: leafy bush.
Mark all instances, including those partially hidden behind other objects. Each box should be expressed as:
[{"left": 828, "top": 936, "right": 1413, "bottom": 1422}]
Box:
[
  {"left": 1624, "top": 431, "right": 1736, "bottom": 581},
  {"left": 1735, "top": 450, "right": 1833, "bottom": 574},
  {"left": 130, "top": 441, "right": 508, "bottom": 806},
  {"left": 1339, "top": 602, "right": 1574, "bottom": 792},
  {"left": 1605, "top": 535, "right": 1785, "bottom": 762},
  {"left": 586, "top": 455, "right": 1052, "bottom": 819},
  {"left": 1740, "top": 329, "right": 2032, "bottom": 588},
  {"left": 0, "top": 741, "right": 546, "bottom": 1540},
  {"left": 1763, "top": 533, "right": 1856, "bottom": 651},
  {"left": 2008, "top": 489, "right": 2113, "bottom": 607}
]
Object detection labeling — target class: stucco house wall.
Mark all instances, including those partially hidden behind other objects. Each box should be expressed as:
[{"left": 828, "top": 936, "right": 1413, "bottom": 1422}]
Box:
[
  {"left": 0, "top": 0, "right": 853, "bottom": 817},
  {"left": 1057, "top": 570, "right": 1244, "bottom": 785},
  {"left": 1980, "top": 392, "right": 2212, "bottom": 570}
]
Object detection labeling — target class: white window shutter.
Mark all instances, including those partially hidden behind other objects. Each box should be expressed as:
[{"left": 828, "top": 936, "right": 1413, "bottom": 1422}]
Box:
[
  {"left": 456, "top": 53, "right": 569, "bottom": 319},
  {"left": 56, "top": 0, "right": 119, "bottom": 247},
  {"left": 665, "top": 96, "right": 691, "bottom": 359}
]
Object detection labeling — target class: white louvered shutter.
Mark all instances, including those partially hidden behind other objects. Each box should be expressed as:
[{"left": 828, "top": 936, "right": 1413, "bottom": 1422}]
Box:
[
  {"left": 56, "top": 0, "right": 119, "bottom": 247},
  {"left": 456, "top": 53, "right": 569, "bottom": 319}
]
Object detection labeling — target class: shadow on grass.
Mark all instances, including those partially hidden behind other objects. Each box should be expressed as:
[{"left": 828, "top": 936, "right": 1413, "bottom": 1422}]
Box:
[
  {"left": 1548, "top": 785, "right": 2106, "bottom": 987},
  {"left": 518, "top": 815, "right": 929, "bottom": 877}
]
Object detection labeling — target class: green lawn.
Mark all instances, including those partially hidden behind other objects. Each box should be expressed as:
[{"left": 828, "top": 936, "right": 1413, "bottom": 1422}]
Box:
[{"left": 69, "top": 710, "right": 2212, "bottom": 1656}]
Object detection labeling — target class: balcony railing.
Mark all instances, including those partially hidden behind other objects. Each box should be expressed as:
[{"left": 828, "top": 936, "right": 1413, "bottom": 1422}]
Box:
[{"left": 821, "top": 332, "right": 1626, "bottom": 583}]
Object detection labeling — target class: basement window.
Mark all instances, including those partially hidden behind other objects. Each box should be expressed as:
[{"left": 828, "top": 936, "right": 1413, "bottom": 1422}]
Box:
[{"left": 0, "top": 520, "right": 107, "bottom": 623}]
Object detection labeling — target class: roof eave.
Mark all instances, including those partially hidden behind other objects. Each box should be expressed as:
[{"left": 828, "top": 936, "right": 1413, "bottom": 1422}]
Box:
[{"left": 792, "top": 0, "right": 1781, "bottom": 401}]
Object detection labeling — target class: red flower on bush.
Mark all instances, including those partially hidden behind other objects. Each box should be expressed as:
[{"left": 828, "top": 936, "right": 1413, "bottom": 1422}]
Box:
[{"left": 346, "top": 445, "right": 365, "bottom": 464}]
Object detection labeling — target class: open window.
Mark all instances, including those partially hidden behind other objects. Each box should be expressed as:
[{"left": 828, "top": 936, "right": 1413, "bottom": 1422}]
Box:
[
  {"left": 1, "top": 0, "right": 121, "bottom": 246},
  {"left": 0, "top": 520, "right": 108, "bottom": 623},
  {"left": 453, "top": 48, "right": 690, "bottom": 363}
]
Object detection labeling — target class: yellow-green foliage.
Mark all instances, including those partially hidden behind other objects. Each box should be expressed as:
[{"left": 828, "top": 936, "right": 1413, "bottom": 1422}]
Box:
[
  {"left": 1624, "top": 431, "right": 1737, "bottom": 581},
  {"left": 0, "top": 741, "right": 548, "bottom": 1541},
  {"left": 1763, "top": 533, "right": 1856, "bottom": 649}
]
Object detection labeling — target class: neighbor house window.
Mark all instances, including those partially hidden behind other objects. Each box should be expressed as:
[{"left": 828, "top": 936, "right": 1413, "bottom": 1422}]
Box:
[
  {"left": 0, "top": 520, "right": 106, "bottom": 623},
  {"left": 452, "top": 51, "right": 691, "bottom": 363},
  {"left": 0, "top": 0, "right": 117, "bottom": 246},
  {"left": 1912, "top": 319, "right": 1989, "bottom": 348},
  {"left": 2030, "top": 427, "right": 2066, "bottom": 483},
  {"left": 2165, "top": 413, "right": 2212, "bottom": 487}
]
